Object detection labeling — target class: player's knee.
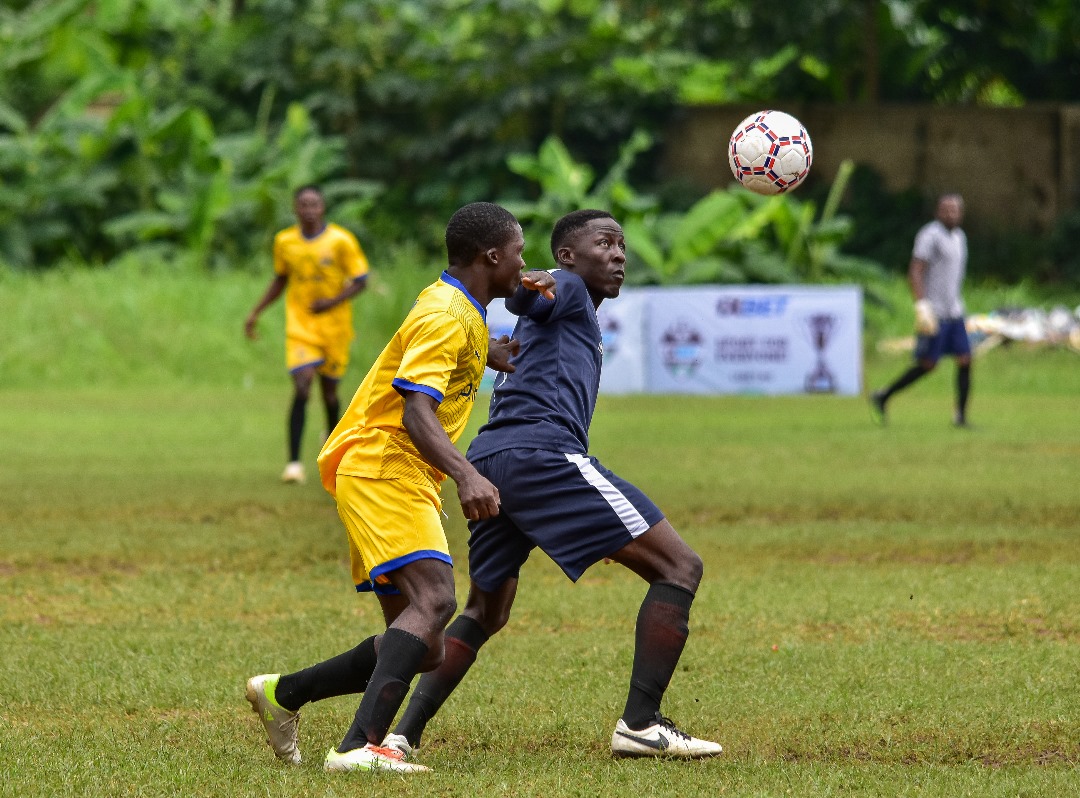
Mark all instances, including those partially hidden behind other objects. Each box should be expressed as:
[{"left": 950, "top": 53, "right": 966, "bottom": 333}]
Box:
[
  {"left": 465, "top": 604, "right": 510, "bottom": 636},
  {"left": 428, "top": 592, "right": 458, "bottom": 629},
  {"left": 681, "top": 550, "right": 704, "bottom": 592}
]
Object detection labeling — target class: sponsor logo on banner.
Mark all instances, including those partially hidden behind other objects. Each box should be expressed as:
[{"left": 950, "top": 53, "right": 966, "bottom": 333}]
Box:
[
  {"left": 660, "top": 321, "right": 705, "bottom": 379},
  {"left": 715, "top": 296, "right": 790, "bottom": 317},
  {"left": 598, "top": 311, "right": 620, "bottom": 359}
]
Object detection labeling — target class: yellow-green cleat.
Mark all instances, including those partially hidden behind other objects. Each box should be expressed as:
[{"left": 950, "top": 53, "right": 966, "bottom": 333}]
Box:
[
  {"left": 245, "top": 674, "right": 301, "bottom": 764},
  {"left": 324, "top": 743, "right": 430, "bottom": 773}
]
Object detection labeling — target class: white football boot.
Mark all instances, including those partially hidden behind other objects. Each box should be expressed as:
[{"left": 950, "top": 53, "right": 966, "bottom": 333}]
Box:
[
  {"left": 380, "top": 733, "right": 415, "bottom": 759},
  {"left": 611, "top": 713, "right": 722, "bottom": 759},
  {"left": 324, "top": 743, "right": 430, "bottom": 773},
  {"left": 281, "top": 461, "right": 306, "bottom": 484}
]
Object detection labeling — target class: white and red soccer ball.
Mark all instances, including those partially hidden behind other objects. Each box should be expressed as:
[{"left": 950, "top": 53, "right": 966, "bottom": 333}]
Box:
[{"left": 728, "top": 110, "right": 813, "bottom": 195}]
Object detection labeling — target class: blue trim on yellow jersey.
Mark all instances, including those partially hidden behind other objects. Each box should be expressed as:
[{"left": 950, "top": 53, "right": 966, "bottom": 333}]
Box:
[
  {"left": 440, "top": 270, "right": 486, "bottom": 322},
  {"left": 355, "top": 580, "right": 402, "bottom": 596},
  {"left": 392, "top": 378, "right": 444, "bottom": 403},
  {"left": 289, "top": 357, "right": 326, "bottom": 373},
  {"left": 370, "top": 550, "right": 453, "bottom": 583},
  {"left": 300, "top": 224, "right": 328, "bottom": 241}
]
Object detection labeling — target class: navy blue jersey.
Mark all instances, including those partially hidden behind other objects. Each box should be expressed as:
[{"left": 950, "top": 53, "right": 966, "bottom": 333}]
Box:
[{"left": 467, "top": 269, "right": 602, "bottom": 461}]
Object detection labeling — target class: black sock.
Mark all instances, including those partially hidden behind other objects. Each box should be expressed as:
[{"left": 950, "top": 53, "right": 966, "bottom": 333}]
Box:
[
  {"left": 274, "top": 636, "right": 377, "bottom": 712},
  {"left": 881, "top": 364, "right": 930, "bottom": 402},
  {"left": 338, "top": 628, "right": 429, "bottom": 752},
  {"left": 622, "top": 582, "right": 695, "bottom": 730},
  {"left": 324, "top": 397, "right": 340, "bottom": 433},
  {"left": 288, "top": 395, "right": 306, "bottom": 461},
  {"left": 394, "top": 615, "right": 489, "bottom": 747},
  {"left": 956, "top": 364, "right": 971, "bottom": 421}
]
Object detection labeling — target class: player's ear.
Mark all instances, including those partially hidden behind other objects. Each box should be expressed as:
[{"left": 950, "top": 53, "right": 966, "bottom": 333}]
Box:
[
  {"left": 555, "top": 246, "right": 573, "bottom": 267},
  {"left": 485, "top": 246, "right": 499, "bottom": 264}
]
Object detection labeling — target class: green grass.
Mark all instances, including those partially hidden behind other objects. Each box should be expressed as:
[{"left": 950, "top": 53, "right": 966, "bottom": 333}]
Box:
[{"left": 1, "top": 267, "right": 1078, "bottom": 796}]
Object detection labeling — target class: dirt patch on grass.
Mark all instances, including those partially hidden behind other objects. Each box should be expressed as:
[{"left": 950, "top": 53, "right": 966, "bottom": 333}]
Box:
[
  {"left": 893, "top": 610, "right": 1079, "bottom": 643},
  {"left": 775, "top": 738, "right": 1080, "bottom": 767}
]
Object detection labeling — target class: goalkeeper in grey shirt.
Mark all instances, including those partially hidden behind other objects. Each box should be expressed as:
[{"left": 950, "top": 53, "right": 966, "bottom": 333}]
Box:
[{"left": 871, "top": 194, "right": 973, "bottom": 427}]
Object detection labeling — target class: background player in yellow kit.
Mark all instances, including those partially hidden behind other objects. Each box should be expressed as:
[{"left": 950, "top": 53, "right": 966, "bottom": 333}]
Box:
[
  {"left": 245, "top": 185, "right": 370, "bottom": 484},
  {"left": 244, "top": 201, "right": 557, "bottom": 773}
]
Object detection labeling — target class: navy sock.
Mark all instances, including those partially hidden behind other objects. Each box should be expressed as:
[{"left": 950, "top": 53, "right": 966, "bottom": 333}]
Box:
[
  {"left": 881, "top": 364, "right": 930, "bottom": 402},
  {"left": 622, "top": 582, "right": 695, "bottom": 730},
  {"left": 393, "top": 615, "right": 489, "bottom": 746}
]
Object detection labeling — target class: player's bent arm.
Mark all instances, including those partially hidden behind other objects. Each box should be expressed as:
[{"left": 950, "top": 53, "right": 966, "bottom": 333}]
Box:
[
  {"left": 311, "top": 275, "right": 368, "bottom": 313},
  {"left": 245, "top": 274, "right": 287, "bottom": 338},
  {"left": 401, "top": 390, "right": 501, "bottom": 521},
  {"left": 486, "top": 334, "right": 520, "bottom": 373},
  {"left": 506, "top": 272, "right": 556, "bottom": 318},
  {"left": 520, "top": 270, "right": 556, "bottom": 299}
]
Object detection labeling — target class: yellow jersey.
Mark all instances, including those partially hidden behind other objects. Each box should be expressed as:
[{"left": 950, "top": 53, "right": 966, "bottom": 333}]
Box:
[
  {"left": 273, "top": 222, "right": 369, "bottom": 345},
  {"left": 318, "top": 272, "right": 490, "bottom": 495}
]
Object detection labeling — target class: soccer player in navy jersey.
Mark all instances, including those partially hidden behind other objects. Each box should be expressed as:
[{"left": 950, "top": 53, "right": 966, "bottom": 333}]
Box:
[{"left": 385, "top": 209, "right": 723, "bottom": 759}]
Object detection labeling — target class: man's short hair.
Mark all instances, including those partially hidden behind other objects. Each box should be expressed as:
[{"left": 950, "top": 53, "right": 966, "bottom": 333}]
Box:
[
  {"left": 294, "top": 184, "right": 323, "bottom": 200},
  {"left": 550, "top": 209, "right": 614, "bottom": 261},
  {"left": 445, "top": 202, "right": 520, "bottom": 266}
]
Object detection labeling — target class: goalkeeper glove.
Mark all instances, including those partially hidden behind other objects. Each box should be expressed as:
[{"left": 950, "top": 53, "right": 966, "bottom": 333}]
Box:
[{"left": 914, "top": 299, "right": 938, "bottom": 335}]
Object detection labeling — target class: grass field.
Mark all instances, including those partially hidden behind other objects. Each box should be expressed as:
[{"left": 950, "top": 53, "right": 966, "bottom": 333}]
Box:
[{"left": 1, "top": 268, "right": 1079, "bottom": 796}]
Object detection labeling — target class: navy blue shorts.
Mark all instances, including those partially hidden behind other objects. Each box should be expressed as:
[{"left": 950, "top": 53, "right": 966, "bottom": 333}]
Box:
[
  {"left": 915, "top": 317, "right": 971, "bottom": 364},
  {"left": 467, "top": 448, "right": 665, "bottom": 591}
]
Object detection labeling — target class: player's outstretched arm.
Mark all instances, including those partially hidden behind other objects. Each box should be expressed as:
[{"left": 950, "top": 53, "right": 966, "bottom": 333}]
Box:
[{"left": 401, "top": 391, "right": 501, "bottom": 521}]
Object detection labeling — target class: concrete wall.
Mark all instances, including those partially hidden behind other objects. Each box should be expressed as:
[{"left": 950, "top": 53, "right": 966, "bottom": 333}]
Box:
[{"left": 661, "top": 104, "right": 1080, "bottom": 235}]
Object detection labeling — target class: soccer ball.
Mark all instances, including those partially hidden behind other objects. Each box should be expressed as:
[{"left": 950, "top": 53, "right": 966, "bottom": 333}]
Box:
[{"left": 728, "top": 110, "right": 813, "bottom": 195}]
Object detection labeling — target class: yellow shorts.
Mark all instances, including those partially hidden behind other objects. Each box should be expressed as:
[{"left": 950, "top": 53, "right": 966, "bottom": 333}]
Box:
[
  {"left": 335, "top": 474, "right": 452, "bottom": 595},
  {"left": 286, "top": 334, "right": 350, "bottom": 380}
]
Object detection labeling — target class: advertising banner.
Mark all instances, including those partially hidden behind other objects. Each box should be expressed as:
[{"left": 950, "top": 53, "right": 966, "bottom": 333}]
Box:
[
  {"left": 645, "top": 285, "right": 862, "bottom": 395},
  {"left": 486, "top": 284, "right": 862, "bottom": 396}
]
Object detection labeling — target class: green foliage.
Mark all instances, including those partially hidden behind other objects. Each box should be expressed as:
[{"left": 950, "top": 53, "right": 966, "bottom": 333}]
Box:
[
  {"left": 501, "top": 134, "right": 887, "bottom": 289},
  {"left": 2, "top": 0, "right": 1079, "bottom": 272},
  {"left": 499, "top": 131, "right": 656, "bottom": 266}
]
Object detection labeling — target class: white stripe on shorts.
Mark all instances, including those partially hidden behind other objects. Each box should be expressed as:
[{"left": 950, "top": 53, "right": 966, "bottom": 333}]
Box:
[{"left": 564, "top": 453, "right": 651, "bottom": 538}]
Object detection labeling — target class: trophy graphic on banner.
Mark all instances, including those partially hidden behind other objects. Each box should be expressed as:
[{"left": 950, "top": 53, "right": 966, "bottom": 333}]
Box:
[{"left": 804, "top": 313, "right": 837, "bottom": 393}]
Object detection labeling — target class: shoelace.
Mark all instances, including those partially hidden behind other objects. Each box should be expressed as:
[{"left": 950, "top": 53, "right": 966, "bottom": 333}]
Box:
[
  {"left": 275, "top": 710, "right": 299, "bottom": 738},
  {"left": 369, "top": 744, "right": 406, "bottom": 760},
  {"left": 654, "top": 714, "right": 692, "bottom": 741}
]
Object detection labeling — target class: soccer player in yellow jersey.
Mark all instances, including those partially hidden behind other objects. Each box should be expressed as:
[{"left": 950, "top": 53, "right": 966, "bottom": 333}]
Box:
[
  {"left": 244, "top": 202, "right": 556, "bottom": 774},
  {"left": 245, "top": 185, "right": 370, "bottom": 484}
]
